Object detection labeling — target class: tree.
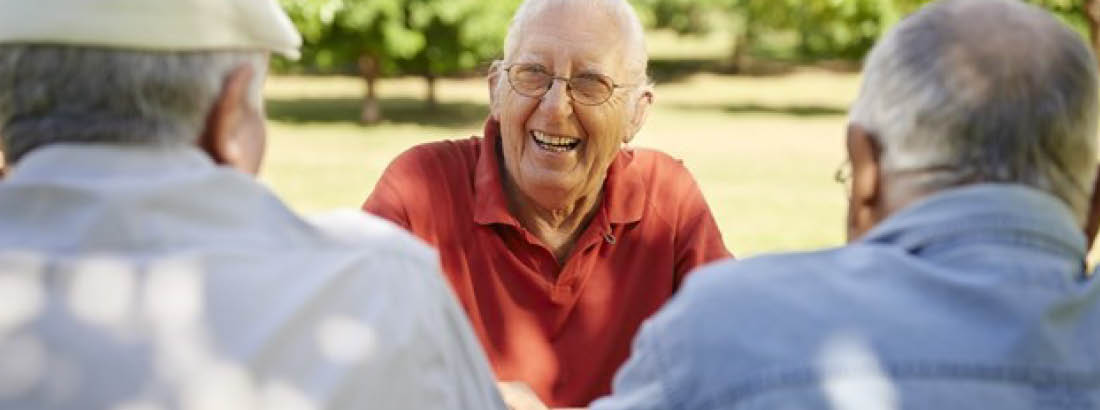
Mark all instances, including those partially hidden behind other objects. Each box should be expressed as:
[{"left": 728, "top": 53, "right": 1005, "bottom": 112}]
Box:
[
  {"left": 705, "top": 0, "right": 1100, "bottom": 66},
  {"left": 281, "top": 0, "right": 518, "bottom": 122},
  {"left": 396, "top": 0, "right": 519, "bottom": 109},
  {"left": 713, "top": 0, "right": 882, "bottom": 65},
  {"left": 1090, "top": 0, "right": 1100, "bottom": 64},
  {"left": 631, "top": 0, "right": 713, "bottom": 35},
  {"left": 282, "top": 0, "right": 424, "bottom": 123}
]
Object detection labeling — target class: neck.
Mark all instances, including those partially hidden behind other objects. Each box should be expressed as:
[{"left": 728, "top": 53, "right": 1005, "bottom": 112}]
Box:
[{"left": 502, "top": 171, "right": 603, "bottom": 264}]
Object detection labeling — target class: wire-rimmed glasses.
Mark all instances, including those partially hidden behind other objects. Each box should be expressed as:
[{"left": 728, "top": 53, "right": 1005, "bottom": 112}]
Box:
[
  {"left": 834, "top": 158, "right": 852, "bottom": 194},
  {"left": 503, "top": 63, "right": 634, "bottom": 106}
]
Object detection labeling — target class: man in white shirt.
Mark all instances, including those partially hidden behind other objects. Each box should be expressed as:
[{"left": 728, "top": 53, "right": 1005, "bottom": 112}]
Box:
[{"left": 0, "top": 1, "right": 505, "bottom": 409}]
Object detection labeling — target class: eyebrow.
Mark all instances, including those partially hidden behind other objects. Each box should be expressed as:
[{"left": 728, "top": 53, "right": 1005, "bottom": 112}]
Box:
[
  {"left": 513, "top": 60, "right": 611, "bottom": 78},
  {"left": 574, "top": 67, "right": 610, "bottom": 77},
  {"left": 512, "top": 48, "right": 615, "bottom": 77}
]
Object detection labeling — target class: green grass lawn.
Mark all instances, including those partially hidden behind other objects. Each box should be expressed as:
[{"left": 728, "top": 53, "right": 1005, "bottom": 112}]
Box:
[{"left": 260, "top": 70, "right": 860, "bottom": 258}]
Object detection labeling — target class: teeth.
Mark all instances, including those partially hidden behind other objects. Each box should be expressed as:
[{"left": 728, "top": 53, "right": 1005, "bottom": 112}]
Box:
[{"left": 532, "top": 130, "right": 580, "bottom": 147}]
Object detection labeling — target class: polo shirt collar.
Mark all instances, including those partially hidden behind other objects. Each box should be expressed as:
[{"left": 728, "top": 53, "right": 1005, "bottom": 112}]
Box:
[
  {"left": 473, "top": 119, "right": 518, "bottom": 226},
  {"left": 473, "top": 118, "right": 646, "bottom": 226}
]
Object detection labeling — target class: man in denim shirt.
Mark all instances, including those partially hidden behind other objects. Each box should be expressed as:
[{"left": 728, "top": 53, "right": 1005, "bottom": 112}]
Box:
[{"left": 591, "top": 0, "right": 1100, "bottom": 408}]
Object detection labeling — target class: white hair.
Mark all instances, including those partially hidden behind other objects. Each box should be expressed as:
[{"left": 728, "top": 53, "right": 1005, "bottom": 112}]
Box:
[
  {"left": 0, "top": 45, "right": 267, "bottom": 163},
  {"left": 502, "top": 0, "right": 648, "bottom": 83},
  {"left": 848, "top": 0, "right": 1099, "bottom": 219}
]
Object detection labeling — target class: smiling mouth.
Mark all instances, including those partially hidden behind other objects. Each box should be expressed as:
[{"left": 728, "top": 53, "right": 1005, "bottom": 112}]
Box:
[{"left": 531, "top": 130, "right": 581, "bottom": 152}]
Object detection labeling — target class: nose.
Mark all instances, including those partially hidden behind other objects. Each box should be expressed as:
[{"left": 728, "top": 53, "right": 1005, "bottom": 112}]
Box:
[{"left": 536, "top": 78, "right": 573, "bottom": 119}]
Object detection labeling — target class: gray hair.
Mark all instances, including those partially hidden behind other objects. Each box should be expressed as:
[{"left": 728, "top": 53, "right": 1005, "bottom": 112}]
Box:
[
  {"left": 0, "top": 45, "right": 267, "bottom": 163},
  {"left": 502, "top": 0, "right": 649, "bottom": 83},
  {"left": 849, "top": 0, "right": 1099, "bottom": 219}
]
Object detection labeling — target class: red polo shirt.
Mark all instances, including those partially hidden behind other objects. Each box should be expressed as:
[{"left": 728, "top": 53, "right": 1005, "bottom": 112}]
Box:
[{"left": 363, "top": 120, "right": 731, "bottom": 407}]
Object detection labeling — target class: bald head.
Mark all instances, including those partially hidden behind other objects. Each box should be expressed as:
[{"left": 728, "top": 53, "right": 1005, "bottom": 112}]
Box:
[
  {"left": 503, "top": 0, "right": 648, "bottom": 82},
  {"left": 849, "top": 0, "right": 1099, "bottom": 221}
]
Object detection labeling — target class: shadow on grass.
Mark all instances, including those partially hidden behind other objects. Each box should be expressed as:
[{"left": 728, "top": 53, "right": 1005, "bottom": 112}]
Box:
[
  {"left": 649, "top": 58, "right": 726, "bottom": 83},
  {"left": 667, "top": 102, "right": 847, "bottom": 117},
  {"left": 648, "top": 58, "right": 807, "bottom": 83},
  {"left": 648, "top": 57, "right": 860, "bottom": 84},
  {"left": 266, "top": 97, "right": 489, "bottom": 128}
]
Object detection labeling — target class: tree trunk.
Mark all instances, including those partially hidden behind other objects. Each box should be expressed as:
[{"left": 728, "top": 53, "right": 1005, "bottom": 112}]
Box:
[
  {"left": 424, "top": 74, "right": 438, "bottom": 111},
  {"left": 730, "top": 12, "right": 754, "bottom": 75},
  {"left": 796, "top": 3, "right": 811, "bottom": 59},
  {"left": 1088, "top": 0, "right": 1100, "bottom": 65},
  {"left": 359, "top": 55, "right": 381, "bottom": 124},
  {"left": 730, "top": 29, "right": 747, "bottom": 75}
]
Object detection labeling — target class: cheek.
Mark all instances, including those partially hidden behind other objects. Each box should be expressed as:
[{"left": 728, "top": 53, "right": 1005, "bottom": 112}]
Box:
[
  {"left": 577, "top": 108, "right": 627, "bottom": 161},
  {"left": 498, "top": 96, "right": 538, "bottom": 149}
]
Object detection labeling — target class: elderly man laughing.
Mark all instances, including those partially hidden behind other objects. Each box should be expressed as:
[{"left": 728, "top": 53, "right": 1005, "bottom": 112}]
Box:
[
  {"left": 593, "top": 0, "right": 1100, "bottom": 408},
  {"left": 364, "top": 0, "right": 731, "bottom": 406}
]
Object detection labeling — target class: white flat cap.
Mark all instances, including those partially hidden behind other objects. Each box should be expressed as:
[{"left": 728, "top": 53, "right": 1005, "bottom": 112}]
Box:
[{"left": 0, "top": 0, "right": 302, "bottom": 59}]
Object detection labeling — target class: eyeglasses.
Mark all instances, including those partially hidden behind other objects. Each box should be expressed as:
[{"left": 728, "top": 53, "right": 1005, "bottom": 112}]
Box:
[
  {"left": 833, "top": 158, "right": 965, "bottom": 194},
  {"left": 834, "top": 158, "right": 852, "bottom": 193},
  {"left": 503, "top": 63, "right": 634, "bottom": 106}
]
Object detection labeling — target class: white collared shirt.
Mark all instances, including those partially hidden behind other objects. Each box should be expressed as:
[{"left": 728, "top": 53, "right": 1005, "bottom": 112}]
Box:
[{"left": 0, "top": 144, "right": 505, "bottom": 410}]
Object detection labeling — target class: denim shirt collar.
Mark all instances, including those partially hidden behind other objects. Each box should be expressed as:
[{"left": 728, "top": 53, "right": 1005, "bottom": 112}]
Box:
[{"left": 860, "top": 184, "right": 1087, "bottom": 265}]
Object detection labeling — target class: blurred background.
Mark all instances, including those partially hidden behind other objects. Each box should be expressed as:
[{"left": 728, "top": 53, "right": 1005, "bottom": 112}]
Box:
[{"left": 263, "top": 0, "right": 1097, "bottom": 258}]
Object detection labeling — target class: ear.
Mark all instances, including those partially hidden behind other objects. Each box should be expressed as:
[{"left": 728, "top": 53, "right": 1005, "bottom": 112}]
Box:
[
  {"left": 198, "top": 64, "right": 255, "bottom": 171},
  {"left": 1083, "top": 166, "right": 1100, "bottom": 250},
  {"left": 845, "top": 123, "right": 884, "bottom": 242},
  {"left": 488, "top": 61, "right": 503, "bottom": 121},
  {"left": 624, "top": 88, "right": 653, "bottom": 144}
]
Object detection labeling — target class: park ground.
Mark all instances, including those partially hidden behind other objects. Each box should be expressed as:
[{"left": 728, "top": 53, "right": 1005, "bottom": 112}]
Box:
[
  {"left": 257, "top": 28, "right": 1099, "bottom": 261},
  {"left": 261, "top": 30, "right": 860, "bottom": 258},
  {"left": 260, "top": 68, "right": 859, "bottom": 258}
]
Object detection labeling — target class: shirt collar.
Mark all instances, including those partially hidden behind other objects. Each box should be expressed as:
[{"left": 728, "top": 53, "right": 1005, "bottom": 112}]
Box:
[
  {"left": 6, "top": 143, "right": 215, "bottom": 184},
  {"left": 472, "top": 118, "right": 646, "bottom": 226},
  {"left": 0, "top": 143, "right": 319, "bottom": 252},
  {"left": 860, "top": 184, "right": 1087, "bottom": 261}
]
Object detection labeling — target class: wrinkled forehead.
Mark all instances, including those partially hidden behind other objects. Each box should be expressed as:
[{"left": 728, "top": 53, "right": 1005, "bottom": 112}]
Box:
[{"left": 508, "top": 1, "right": 633, "bottom": 76}]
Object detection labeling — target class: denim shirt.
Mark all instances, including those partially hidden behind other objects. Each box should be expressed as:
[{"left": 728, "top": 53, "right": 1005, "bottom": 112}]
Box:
[{"left": 591, "top": 184, "right": 1100, "bottom": 410}]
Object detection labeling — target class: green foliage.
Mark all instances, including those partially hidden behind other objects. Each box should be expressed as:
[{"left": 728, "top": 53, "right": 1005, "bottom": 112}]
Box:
[
  {"left": 630, "top": 0, "right": 1094, "bottom": 62},
  {"left": 696, "top": 0, "right": 884, "bottom": 60},
  {"left": 278, "top": 0, "right": 1096, "bottom": 77},
  {"left": 398, "top": 0, "right": 520, "bottom": 79},
  {"left": 280, "top": 0, "right": 416, "bottom": 74},
  {"left": 278, "top": 0, "right": 519, "bottom": 76},
  {"left": 631, "top": 0, "right": 712, "bottom": 35},
  {"left": 883, "top": 0, "right": 1089, "bottom": 37}
]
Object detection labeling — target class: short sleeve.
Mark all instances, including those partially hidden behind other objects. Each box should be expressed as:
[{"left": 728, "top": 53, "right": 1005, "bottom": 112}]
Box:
[
  {"left": 362, "top": 148, "right": 421, "bottom": 230},
  {"left": 673, "top": 169, "right": 732, "bottom": 284}
]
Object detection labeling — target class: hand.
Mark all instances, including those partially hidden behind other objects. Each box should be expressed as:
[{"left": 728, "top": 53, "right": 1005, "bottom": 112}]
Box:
[{"left": 497, "top": 381, "right": 548, "bottom": 410}]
